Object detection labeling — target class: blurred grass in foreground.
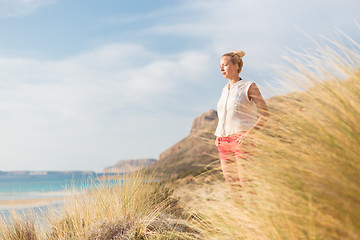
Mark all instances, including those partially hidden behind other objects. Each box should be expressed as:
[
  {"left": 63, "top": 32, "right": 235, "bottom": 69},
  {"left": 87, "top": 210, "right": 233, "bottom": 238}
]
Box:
[
  {"left": 46, "top": 172, "right": 199, "bottom": 239},
  {"left": 0, "top": 172, "right": 199, "bottom": 240}
]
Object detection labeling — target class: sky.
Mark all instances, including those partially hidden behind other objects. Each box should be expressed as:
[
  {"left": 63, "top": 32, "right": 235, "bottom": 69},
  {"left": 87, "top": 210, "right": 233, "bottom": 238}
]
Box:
[{"left": 0, "top": 0, "right": 359, "bottom": 172}]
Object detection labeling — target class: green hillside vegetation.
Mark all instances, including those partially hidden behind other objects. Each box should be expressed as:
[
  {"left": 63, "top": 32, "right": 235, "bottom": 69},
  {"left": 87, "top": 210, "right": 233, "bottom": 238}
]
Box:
[{"left": 1, "top": 32, "right": 359, "bottom": 239}]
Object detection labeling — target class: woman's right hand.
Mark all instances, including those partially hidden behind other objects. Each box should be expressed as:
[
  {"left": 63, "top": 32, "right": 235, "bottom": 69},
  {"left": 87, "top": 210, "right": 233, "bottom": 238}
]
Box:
[
  {"left": 215, "top": 137, "right": 219, "bottom": 146},
  {"left": 236, "top": 132, "right": 248, "bottom": 145}
]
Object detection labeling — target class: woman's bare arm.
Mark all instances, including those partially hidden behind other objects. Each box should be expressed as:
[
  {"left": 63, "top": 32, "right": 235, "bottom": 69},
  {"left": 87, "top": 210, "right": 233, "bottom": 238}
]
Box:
[
  {"left": 248, "top": 83, "right": 269, "bottom": 131},
  {"left": 236, "top": 83, "right": 269, "bottom": 144}
]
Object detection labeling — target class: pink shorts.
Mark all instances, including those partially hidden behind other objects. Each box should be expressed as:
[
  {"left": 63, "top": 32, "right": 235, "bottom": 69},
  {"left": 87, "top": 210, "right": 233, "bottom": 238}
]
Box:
[{"left": 217, "top": 133, "right": 249, "bottom": 161}]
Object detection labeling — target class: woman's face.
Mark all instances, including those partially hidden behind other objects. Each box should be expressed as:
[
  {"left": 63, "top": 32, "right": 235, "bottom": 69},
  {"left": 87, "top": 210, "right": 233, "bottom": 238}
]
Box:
[{"left": 220, "top": 56, "right": 239, "bottom": 80}]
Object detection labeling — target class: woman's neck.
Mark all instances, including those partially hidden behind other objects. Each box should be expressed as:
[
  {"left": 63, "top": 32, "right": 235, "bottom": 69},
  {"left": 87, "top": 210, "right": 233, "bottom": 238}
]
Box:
[{"left": 228, "top": 76, "right": 241, "bottom": 88}]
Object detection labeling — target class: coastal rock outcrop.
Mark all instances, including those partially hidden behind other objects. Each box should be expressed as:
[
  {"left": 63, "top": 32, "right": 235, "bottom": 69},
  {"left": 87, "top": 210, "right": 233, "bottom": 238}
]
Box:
[
  {"left": 150, "top": 109, "right": 219, "bottom": 178},
  {"left": 103, "top": 158, "right": 157, "bottom": 174},
  {"left": 190, "top": 109, "right": 218, "bottom": 134}
]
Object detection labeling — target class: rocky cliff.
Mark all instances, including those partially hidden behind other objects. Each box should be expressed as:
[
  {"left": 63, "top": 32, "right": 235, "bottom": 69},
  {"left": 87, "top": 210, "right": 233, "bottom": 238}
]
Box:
[
  {"left": 150, "top": 109, "right": 219, "bottom": 178},
  {"left": 103, "top": 158, "right": 157, "bottom": 173}
]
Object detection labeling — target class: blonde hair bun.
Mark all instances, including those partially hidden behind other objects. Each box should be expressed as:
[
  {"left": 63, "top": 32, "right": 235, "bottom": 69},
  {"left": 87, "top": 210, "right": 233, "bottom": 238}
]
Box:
[
  {"left": 222, "top": 50, "right": 246, "bottom": 73},
  {"left": 232, "top": 50, "right": 245, "bottom": 58}
]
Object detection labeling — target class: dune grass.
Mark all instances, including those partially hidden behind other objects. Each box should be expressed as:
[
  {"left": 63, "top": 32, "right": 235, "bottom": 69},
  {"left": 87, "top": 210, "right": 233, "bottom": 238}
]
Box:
[
  {"left": 0, "top": 172, "right": 199, "bottom": 240},
  {"left": 47, "top": 173, "right": 201, "bottom": 240},
  {"left": 0, "top": 210, "right": 38, "bottom": 240}
]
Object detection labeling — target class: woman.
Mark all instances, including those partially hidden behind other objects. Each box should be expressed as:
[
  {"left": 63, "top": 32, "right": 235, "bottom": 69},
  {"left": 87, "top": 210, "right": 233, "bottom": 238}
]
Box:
[{"left": 215, "top": 50, "right": 269, "bottom": 201}]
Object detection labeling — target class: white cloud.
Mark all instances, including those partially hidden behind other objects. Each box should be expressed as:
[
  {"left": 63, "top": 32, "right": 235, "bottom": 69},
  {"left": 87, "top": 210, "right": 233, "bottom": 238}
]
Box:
[
  {"left": 0, "top": 43, "right": 210, "bottom": 123},
  {"left": 0, "top": 0, "right": 54, "bottom": 18},
  {"left": 0, "top": 43, "right": 213, "bottom": 170}
]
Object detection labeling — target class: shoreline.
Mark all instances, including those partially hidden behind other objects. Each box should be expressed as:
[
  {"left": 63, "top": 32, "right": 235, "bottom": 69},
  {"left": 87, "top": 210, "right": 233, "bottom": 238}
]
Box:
[{"left": 0, "top": 197, "right": 65, "bottom": 210}]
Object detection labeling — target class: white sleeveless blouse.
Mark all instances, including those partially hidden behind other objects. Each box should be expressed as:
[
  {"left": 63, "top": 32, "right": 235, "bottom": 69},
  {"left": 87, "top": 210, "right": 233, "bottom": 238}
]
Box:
[{"left": 214, "top": 80, "right": 258, "bottom": 137}]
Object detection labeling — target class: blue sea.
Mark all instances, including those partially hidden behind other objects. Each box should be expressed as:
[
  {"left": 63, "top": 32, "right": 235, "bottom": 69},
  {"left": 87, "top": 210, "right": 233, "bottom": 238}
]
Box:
[
  {"left": 0, "top": 172, "right": 100, "bottom": 200},
  {"left": 0, "top": 171, "right": 117, "bottom": 219}
]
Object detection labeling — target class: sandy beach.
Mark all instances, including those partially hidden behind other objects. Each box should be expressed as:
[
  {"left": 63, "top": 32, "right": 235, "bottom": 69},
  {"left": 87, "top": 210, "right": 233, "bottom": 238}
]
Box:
[{"left": 0, "top": 197, "right": 65, "bottom": 209}]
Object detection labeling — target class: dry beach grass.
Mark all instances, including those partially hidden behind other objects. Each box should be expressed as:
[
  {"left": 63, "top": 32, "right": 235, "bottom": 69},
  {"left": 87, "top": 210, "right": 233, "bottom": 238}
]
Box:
[{"left": 0, "top": 172, "right": 198, "bottom": 240}]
